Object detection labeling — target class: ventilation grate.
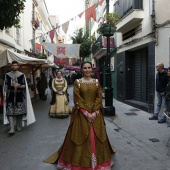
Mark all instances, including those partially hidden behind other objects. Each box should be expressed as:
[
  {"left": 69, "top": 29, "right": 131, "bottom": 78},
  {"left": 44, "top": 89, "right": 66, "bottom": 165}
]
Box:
[
  {"left": 114, "top": 128, "right": 121, "bottom": 132},
  {"left": 149, "top": 138, "right": 160, "bottom": 143},
  {"left": 129, "top": 108, "right": 140, "bottom": 111},
  {"left": 124, "top": 112, "right": 137, "bottom": 116}
]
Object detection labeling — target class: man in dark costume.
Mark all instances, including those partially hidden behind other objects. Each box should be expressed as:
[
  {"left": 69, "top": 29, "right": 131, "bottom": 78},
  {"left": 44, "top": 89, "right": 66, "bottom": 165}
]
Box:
[{"left": 3, "top": 61, "right": 35, "bottom": 134}]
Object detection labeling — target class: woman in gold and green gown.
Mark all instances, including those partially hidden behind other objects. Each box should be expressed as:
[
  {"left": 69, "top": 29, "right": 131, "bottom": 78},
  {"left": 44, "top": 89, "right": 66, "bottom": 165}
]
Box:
[
  {"left": 44, "top": 62, "right": 115, "bottom": 169},
  {"left": 49, "top": 71, "right": 70, "bottom": 118}
]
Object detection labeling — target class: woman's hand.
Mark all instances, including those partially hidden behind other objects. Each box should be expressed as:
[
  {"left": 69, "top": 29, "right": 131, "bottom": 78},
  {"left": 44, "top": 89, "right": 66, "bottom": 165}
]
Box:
[
  {"left": 87, "top": 112, "right": 97, "bottom": 122},
  {"left": 87, "top": 113, "right": 94, "bottom": 122},
  {"left": 57, "top": 91, "right": 63, "bottom": 95}
]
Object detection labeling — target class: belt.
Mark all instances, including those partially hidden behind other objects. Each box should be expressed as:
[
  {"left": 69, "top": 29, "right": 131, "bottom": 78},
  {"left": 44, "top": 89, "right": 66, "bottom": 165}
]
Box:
[{"left": 8, "top": 90, "right": 22, "bottom": 92}]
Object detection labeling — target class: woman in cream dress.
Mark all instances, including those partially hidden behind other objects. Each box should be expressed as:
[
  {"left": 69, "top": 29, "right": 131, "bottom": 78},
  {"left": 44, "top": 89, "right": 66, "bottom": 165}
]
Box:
[{"left": 49, "top": 71, "right": 70, "bottom": 118}]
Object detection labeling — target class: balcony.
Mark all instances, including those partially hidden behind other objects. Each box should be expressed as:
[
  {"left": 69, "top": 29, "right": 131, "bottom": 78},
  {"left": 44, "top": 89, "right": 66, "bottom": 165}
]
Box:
[
  {"left": 116, "top": 9, "right": 144, "bottom": 33},
  {"left": 32, "top": 13, "right": 39, "bottom": 30},
  {"left": 92, "top": 35, "right": 114, "bottom": 60}
]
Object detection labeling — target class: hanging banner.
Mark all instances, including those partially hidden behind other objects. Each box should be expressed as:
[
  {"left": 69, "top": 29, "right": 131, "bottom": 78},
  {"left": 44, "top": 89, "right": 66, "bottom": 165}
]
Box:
[{"left": 43, "top": 43, "right": 81, "bottom": 58}]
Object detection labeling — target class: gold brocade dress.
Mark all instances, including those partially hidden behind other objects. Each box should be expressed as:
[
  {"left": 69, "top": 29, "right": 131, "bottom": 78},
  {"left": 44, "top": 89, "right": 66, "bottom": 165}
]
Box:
[
  {"left": 44, "top": 79, "right": 115, "bottom": 169},
  {"left": 49, "top": 78, "right": 70, "bottom": 118}
]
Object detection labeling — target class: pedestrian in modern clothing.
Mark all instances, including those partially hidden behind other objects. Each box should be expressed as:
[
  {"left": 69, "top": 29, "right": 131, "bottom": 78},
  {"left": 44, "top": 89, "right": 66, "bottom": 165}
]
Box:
[
  {"left": 63, "top": 71, "right": 70, "bottom": 85},
  {"left": 3, "top": 61, "right": 35, "bottom": 135},
  {"left": 43, "top": 61, "right": 115, "bottom": 169},
  {"left": 149, "top": 63, "right": 169, "bottom": 123}
]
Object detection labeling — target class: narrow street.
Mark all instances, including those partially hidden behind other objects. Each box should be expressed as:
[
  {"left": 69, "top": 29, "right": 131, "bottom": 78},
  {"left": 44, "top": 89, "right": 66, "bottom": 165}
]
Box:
[{"left": 0, "top": 85, "right": 170, "bottom": 170}]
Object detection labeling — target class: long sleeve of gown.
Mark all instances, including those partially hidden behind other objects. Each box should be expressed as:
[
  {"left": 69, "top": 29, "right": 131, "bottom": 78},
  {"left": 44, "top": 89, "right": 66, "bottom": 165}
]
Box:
[
  {"left": 93, "top": 83, "right": 103, "bottom": 112},
  {"left": 52, "top": 79, "right": 57, "bottom": 92}
]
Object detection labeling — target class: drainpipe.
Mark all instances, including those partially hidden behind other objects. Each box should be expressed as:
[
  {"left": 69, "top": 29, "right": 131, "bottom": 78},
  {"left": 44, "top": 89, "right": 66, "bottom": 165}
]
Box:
[{"left": 150, "top": 0, "right": 158, "bottom": 45}]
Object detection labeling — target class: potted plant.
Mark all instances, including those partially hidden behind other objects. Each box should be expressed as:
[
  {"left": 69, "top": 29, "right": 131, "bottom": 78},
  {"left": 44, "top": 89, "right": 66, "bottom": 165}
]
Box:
[{"left": 97, "top": 12, "right": 120, "bottom": 36}]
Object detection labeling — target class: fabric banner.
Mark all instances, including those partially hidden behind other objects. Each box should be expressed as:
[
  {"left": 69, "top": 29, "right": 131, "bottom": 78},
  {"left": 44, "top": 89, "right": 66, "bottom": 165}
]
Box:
[
  {"left": 43, "top": 43, "right": 81, "bottom": 58},
  {"left": 62, "top": 21, "right": 69, "bottom": 34}
]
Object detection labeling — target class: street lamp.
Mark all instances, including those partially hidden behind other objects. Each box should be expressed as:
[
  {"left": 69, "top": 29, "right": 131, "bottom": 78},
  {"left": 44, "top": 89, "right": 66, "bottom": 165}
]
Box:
[{"left": 104, "top": 0, "right": 115, "bottom": 116}]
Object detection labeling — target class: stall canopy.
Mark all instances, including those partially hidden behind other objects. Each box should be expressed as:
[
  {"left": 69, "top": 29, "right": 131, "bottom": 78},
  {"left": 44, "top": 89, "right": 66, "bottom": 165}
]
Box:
[
  {"left": 64, "top": 65, "right": 100, "bottom": 81},
  {"left": 0, "top": 49, "right": 47, "bottom": 67}
]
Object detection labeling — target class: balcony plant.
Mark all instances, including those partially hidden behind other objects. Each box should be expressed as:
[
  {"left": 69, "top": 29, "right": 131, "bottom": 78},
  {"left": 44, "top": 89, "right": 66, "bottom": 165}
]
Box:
[{"left": 97, "top": 12, "right": 120, "bottom": 36}]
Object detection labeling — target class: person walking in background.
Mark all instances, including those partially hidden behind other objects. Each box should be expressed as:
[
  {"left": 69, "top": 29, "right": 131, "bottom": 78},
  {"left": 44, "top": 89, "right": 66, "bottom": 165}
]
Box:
[
  {"left": 3, "top": 61, "right": 35, "bottom": 135},
  {"left": 40, "top": 73, "right": 48, "bottom": 100},
  {"left": 149, "top": 63, "right": 169, "bottom": 123},
  {"left": 48, "top": 75, "right": 54, "bottom": 96},
  {"left": 63, "top": 71, "right": 70, "bottom": 85},
  {"left": 36, "top": 77, "right": 42, "bottom": 100},
  {"left": 49, "top": 71, "right": 70, "bottom": 118},
  {"left": 44, "top": 61, "right": 115, "bottom": 169}
]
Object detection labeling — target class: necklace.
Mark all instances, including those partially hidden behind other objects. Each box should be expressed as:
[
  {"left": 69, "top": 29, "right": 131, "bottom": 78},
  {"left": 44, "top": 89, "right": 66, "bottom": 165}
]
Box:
[
  {"left": 56, "top": 78, "right": 63, "bottom": 82},
  {"left": 82, "top": 77, "right": 93, "bottom": 83}
]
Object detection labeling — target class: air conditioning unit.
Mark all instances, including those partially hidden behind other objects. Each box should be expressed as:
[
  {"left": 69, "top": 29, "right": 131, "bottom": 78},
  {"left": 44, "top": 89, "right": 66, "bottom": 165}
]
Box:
[{"left": 102, "top": 36, "right": 114, "bottom": 48}]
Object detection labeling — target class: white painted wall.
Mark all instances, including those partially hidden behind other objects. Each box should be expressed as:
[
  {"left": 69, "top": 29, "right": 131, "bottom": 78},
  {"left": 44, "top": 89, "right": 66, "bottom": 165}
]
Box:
[
  {"left": 22, "top": 0, "right": 33, "bottom": 52},
  {"left": 155, "top": 25, "right": 170, "bottom": 68},
  {"left": 155, "top": 0, "right": 170, "bottom": 24},
  {"left": 155, "top": 0, "right": 170, "bottom": 68},
  {"left": 116, "top": 0, "right": 153, "bottom": 53},
  {"left": 0, "top": 0, "right": 33, "bottom": 52}
]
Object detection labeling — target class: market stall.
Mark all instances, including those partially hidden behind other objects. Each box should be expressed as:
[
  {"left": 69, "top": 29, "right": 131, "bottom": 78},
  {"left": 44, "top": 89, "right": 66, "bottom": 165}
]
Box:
[{"left": 0, "top": 49, "right": 55, "bottom": 101}]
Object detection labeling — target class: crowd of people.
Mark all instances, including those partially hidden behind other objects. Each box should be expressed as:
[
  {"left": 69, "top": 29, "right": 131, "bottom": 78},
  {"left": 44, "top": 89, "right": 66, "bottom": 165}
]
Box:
[{"left": 3, "top": 60, "right": 170, "bottom": 169}]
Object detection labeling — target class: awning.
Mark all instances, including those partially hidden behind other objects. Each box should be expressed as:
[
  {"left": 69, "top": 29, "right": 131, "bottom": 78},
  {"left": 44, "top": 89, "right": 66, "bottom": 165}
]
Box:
[
  {"left": 64, "top": 65, "right": 100, "bottom": 81},
  {"left": 0, "top": 49, "right": 47, "bottom": 67}
]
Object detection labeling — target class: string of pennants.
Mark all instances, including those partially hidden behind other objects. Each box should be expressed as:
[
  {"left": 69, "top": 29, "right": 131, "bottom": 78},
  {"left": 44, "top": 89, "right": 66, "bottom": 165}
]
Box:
[{"left": 30, "top": 0, "right": 104, "bottom": 44}]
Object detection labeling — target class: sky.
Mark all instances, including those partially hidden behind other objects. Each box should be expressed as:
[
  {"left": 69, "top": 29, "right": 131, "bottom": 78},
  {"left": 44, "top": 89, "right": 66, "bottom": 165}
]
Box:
[{"left": 45, "top": 0, "right": 85, "bottom": 24}]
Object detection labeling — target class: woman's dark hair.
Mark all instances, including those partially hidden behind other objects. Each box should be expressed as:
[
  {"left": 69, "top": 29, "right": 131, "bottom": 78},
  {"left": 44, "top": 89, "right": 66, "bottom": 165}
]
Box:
[
  {"left": 80, "top": 61, "right": 92, "bottom": 69},
  {"left": 56, "top": 70, "right": 62, "bottom": 75}
]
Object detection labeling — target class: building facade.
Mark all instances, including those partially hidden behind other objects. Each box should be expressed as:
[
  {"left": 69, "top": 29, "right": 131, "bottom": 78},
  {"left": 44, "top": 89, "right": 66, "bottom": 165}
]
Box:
[
  {"left": 115, "top": 0, "right": 155, "bottom": 112},
  {"left": 0, "top": 0, "right": 33, "bottom": 53}
]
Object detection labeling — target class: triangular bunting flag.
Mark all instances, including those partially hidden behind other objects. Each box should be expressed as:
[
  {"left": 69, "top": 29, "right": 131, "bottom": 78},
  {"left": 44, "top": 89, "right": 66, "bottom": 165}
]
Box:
[
  {"left": 98, "top": 0, "right": 104, "bottom": 6},
  {"left": 78, "top": 12, "right": 84, "bottom": 18},
  {"left": 85, "top": 5, "right": 96, "bottom": 25},
  {"left": 49, "top": 29, "right": 55, "bottom": 41},
  {"left": 62, "top": 21, "right": 69, "bottom": 34}
]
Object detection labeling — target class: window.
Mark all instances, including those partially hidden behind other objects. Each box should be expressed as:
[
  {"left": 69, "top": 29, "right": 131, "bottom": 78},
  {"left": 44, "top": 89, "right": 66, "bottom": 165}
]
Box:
[
  {"left": 16, "top": 28, "right": 20, "bottom": 45},
  {"left": 122, "top": 25, "right": 142, "bottom": 41}
]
